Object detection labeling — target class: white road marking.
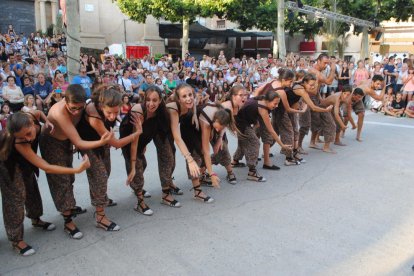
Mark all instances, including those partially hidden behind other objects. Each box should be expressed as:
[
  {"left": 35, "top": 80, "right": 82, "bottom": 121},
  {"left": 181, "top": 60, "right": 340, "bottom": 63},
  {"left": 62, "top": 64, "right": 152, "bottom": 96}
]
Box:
[{"left": 365, "top": 121, "right": 414, "bottom": 129}]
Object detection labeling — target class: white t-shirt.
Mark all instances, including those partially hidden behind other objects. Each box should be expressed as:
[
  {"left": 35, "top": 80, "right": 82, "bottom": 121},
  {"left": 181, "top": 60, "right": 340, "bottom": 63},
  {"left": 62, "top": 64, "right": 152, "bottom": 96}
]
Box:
[{"left": 118, "top": 77, "right": 132, "bottom": 92}]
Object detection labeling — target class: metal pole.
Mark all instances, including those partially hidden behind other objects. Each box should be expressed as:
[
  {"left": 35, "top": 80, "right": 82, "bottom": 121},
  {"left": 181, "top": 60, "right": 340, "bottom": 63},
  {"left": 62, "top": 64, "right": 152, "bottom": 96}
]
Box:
[{"left": 124, "top": 19, "right": 127, "bottom": 43}]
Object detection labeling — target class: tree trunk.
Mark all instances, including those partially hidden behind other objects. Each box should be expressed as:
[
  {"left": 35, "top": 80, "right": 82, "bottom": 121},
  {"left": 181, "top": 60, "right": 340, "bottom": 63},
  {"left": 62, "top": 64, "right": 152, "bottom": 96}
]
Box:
[
  {"left": 182, "top": 17, "right": 189, "bottom": 60},
  {"left": 66, "top": 0, "right": 81, "bottom": 82},
  {"left": 360, "top": 27, "right": 369, "bottom": 60},
  {"left": 277, "top": 0, "right": 286, "bottom": 60},
  {"left": 272, "top": 29, "right": 278, "bottom": 58}
]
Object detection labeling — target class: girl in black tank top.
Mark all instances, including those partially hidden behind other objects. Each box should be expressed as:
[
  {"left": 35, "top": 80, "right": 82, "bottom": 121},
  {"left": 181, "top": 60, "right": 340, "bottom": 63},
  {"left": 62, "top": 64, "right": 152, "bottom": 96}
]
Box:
[
  {"left": 120, "top": 86, "right": 182, "bottom": 212},
  {"left": 166, "top": 83, "right": 214, "bottom": 203},
  {"left": 234, "top": 90, "right": 291, "bottom": 182},
  {"left": 75, "top": 85, "right": 142, "bottom": 232},
  {"left": 0, "top": 112, "right": 89, "bottom": 256},
  {"left": 199, "top": 102, "right": 238, "bottom": 187}
]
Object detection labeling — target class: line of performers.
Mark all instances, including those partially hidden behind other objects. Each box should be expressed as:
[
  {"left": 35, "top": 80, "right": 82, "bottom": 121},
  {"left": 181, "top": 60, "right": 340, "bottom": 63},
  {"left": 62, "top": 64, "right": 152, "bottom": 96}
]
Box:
[{"left": 0, "top": 54, "right": 386, "bottom": 256}]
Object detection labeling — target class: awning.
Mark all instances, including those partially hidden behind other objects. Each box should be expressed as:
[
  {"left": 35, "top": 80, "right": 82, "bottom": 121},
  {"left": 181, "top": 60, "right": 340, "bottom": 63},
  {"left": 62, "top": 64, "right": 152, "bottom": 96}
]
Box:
[{"left": 159, "top": 22, "right": 272, "bottom": 39}]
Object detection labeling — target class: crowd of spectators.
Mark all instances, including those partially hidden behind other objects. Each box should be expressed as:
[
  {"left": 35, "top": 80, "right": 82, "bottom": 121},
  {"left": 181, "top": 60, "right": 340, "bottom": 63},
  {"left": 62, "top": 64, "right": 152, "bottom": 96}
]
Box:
[{"left": 1, "top": 23, "right": 414, "bottom": 130}]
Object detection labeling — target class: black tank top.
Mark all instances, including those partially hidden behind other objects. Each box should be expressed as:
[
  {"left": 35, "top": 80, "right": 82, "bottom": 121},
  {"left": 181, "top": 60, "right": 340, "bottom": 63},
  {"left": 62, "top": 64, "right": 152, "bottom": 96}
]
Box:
[
  {"left": 167, "top": 103, "right": 202, "bottom": 155},
  {"left": 76, "top": 103, "right": 115, "bottom": 142},
  {"left": 236, "top": 99, "right": 270, "bottom": 132},
  {"left": 76, "top": 102, "right": 115, "bottom": 156},
  {"left": 199, "top": 104, "right": 228, "bottom": 143},
  {"left": 6, "top": 113, "right": 41, "bottom": 179},
  {"left": 119, "top": 103, "right": 159, "bottom": 157}
]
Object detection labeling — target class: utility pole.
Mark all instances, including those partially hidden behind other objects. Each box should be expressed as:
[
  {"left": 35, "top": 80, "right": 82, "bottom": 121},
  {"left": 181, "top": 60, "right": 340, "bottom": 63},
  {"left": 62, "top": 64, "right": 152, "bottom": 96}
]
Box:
[{"left": 66, "top": 0, "right": 81, "bottom": 82}]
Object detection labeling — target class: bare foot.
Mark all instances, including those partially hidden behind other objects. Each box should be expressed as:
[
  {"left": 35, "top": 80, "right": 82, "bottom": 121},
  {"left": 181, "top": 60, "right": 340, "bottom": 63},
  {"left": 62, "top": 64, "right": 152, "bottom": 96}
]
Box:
[
  {"left": 356, "top": 137, "right": 363, "bottom": 142},
  {"left": 323, "top": 148, "right": 337, "bottom": 154},
  {"left": 309, "top": 144, "right": 321, "bottom": 150},
  {"left": 334, "top": 142, "right": 347, "bottom": 146}
]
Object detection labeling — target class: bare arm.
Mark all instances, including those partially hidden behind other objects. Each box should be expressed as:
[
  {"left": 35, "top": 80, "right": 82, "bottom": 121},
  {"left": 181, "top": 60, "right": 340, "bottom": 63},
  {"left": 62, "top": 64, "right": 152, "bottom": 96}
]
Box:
[
  {"left": 167, "top": 105, "right": 200, "bottom": 177},
  {"left": 333, "top": 99, "right": 346, "bottom": 129},
  {"left": 57, "top": 113, "right": 112, "bottom": 150},
  {"left": 294, "top": 87, "right": 332, "bottom": 113},
  {"left": 200, "top": 120, "right": 214, "bottom": 176},
  {"left": 258, "top": 107, "right": 289, "bottom": 149},
  {"left": 15, "top": 143, "right": 89, "bottom": 174}
]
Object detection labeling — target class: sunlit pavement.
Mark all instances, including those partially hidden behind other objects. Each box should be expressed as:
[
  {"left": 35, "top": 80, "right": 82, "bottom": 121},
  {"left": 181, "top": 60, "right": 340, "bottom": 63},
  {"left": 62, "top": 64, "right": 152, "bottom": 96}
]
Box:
[{"left": 1, "top": 111, "right": 414, "bottom": 275}]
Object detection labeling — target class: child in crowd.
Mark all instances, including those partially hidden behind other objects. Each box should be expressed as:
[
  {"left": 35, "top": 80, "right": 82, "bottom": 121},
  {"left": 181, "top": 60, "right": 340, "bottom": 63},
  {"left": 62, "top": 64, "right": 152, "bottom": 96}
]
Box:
[
  {"left": 385, "top": 92, "right": 405, "bottom": 117},
  {"left": 0, "top": 102, "right": 12, "bottom": 129},
  {"left": 21, "top": 94, "right": 37, "bottom": 112},
  {"left": 404, "top": 98, "right": 414, "bottom": 118}
]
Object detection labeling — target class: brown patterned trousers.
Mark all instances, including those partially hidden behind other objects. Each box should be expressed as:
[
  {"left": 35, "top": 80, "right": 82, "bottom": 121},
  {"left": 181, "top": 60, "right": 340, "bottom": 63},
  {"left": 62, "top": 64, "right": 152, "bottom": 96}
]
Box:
[
  {"left": 0, "top": 164, "right": 43, "bottom": 242},
  {"left": 39, "top": 133, "right": 76, "bottom": 213}
]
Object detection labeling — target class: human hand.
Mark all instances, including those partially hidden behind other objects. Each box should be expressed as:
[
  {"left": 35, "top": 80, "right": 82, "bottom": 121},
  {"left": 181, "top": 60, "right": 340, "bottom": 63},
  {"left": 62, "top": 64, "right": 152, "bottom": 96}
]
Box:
[
  {"left": 100, "top": 128, "right": 114, "bottom": 144},
  {"left": 211, "top": 174, "right": 221, "bottom": 189},
  {"left": 126, "top": 167, "right": 136, "bottom": 186},
  {"left": 45, "top": 120, "right": 55, "bottom": 134},
  {"left": 188, "top": 160, "right": 200, "bottom": 178},
  {"left": 78, "top": 154, "right": 91, "bottom": 172}
]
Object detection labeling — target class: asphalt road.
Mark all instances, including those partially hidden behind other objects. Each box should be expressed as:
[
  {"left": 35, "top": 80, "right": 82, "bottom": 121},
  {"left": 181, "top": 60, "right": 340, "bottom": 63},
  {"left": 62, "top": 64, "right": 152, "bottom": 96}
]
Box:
[{"left": 1, "top": 112, "right": 414, "bottom": 276}]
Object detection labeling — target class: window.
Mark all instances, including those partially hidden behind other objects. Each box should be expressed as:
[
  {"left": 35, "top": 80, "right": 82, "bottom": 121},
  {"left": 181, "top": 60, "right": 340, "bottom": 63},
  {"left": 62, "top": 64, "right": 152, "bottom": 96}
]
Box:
[{"left": 216, "top": 20, "right": 226, "bottom": 29}]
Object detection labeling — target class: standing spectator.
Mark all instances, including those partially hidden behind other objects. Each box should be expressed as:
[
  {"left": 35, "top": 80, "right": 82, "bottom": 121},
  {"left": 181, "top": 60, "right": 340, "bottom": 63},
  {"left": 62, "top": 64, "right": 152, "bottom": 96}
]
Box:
[
  {"left": 34, "top": 72, "right": 53, "bottom": 111},
  {"left": 71, "top": 66, "right": 92, "bottom": 98},
  {"left": 402, "top": 66, "right": 414, "bottom": 103},
  {"left": 338, "top": 62, "right": 350, "bottom": 91},
  {"left": 0, "top": 102, "right": 12, "bottom": 129},
  {"left": 384, "top": 56, "right": 398, "bottom": 92},
  {"left": 353, "top": 60, "right": 370, "bottom": 87},
  {"left": 396, "top": 63, "right": 408, "bottom": 93}
]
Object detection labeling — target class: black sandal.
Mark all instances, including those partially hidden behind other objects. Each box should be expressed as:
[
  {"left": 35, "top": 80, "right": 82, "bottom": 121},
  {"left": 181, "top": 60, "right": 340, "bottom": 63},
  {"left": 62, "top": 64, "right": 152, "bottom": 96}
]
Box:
[
  {"left": 170, "top": 185, "right": 184, "bottom": 195},
  {"left": 231, "top": 160, "right": 246, "bottom": 167},
  {"left": 70, "top": 206, "right": 87, "bottom": 216},
  {"left": 142, "top": 189, "right": 152, "bottom": 198},
  {"left": 191, "top": 185, "right": 214, "bottom": 203},
  {"left": 95, "top": 211, "right": 120, "bottom": 231},
  {"left": 32, "top": 218, "right": 56, "bottom": 231},
  {"left": 161, "top": 189, "right": 181, "bottom": 208},
  {"left": 107, "top": 198, "right": 117, "bottom": 207},
  {"left": 62, "top": 214, "right": 83, "bottom": 239},
  {"left": 134, "top": 195, "right": 154, "bottom": 216},
  {"left": 12, "top": 241, "right": 35, "bottom": 256}
]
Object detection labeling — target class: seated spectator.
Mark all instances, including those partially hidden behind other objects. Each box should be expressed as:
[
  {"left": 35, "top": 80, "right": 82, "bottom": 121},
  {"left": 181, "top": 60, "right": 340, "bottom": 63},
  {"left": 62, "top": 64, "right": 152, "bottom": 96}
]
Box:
[
  {"left": 186, "top": 72, "right": 198, "bottom": 88},
  {"left": 21, "top": 94, "right": 37, "bottom": 112},
  {"left": 34, "top": 72, "right": 53, "bottom": 111},
  {"left": 196, "top": 74, "right": 208, "bottom": 89},
  {"left": 164, "top": 72, "right": 176, "bottom": 97},
  {"left": 53, "top": 71, "right": 69, "bottom": 94},
  {"left": 119, "top": 94, "right": 131, "bottom": 121},
  {"left": 22, "top": 76, "right": 36, "bottom": 95},
  {"left": 2, "top": 76, "right": 24, "bottom": 111},
  {"left": 385, "top": 92, "right": 405, "bottom": 117},
  {"left": 404, "top": 98, "right": 414, "bottom": 118},
  {"left": 155, "top": 78, "right": 165, "bottom": 92}
]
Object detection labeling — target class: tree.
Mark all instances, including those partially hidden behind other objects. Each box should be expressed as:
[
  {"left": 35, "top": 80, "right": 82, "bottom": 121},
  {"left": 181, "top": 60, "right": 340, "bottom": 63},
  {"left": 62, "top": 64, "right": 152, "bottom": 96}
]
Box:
[{"left": 117, "top": 0, "right": 227, "bottom": 59}]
